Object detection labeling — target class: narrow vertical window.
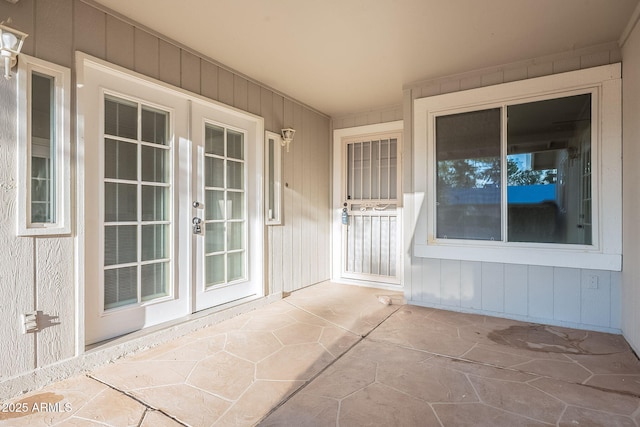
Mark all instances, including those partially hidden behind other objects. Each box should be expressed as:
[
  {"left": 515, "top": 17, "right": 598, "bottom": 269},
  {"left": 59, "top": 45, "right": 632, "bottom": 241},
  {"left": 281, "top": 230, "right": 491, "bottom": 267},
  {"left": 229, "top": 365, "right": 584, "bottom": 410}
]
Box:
[
  {"left": 30, "top": 73, "right": 54, "bottom": 224},
  {"left": 264, "top": 131, "right": 282, "bottom": 225},
  {"left": 17, "top": 55, "right": 71, "bottom": 235}
]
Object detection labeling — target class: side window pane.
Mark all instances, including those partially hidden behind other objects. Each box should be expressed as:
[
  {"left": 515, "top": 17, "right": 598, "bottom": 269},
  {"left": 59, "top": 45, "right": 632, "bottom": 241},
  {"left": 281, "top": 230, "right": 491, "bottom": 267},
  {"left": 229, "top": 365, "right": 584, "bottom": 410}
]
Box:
[
  {"left": 436, "top": 108, "right": 501, "bottom": 241},
  {"left": 31, "top": 73, "right": 54, "bottom": 224},
  {"left": 507, "top": 94, "right": 592, "bottom": 245}
]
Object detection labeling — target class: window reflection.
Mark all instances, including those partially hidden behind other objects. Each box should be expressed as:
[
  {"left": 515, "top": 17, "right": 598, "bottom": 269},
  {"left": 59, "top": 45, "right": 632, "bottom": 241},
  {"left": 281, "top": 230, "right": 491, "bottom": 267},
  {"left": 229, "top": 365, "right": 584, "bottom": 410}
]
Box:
[{"left": 507, "top": 94, "right": 591, "bottom": 244}]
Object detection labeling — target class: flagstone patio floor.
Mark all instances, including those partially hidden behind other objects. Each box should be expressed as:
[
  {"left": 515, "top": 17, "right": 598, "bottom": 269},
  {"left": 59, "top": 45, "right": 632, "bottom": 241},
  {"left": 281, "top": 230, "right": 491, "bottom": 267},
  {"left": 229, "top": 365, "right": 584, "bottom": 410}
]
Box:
[{"left": 2, "top": 281, "right": 640, "bottom": 426}]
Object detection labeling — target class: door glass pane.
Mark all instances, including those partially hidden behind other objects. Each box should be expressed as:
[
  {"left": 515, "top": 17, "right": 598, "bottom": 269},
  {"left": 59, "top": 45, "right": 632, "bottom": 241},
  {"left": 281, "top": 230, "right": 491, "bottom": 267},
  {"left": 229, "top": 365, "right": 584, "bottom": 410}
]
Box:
[
  {"left": 205, "top": 124, "right": 224, "bottom": 156},
  {"left": 227, "top": 222, "right": 244, "bottom": 251},
  {"left": 226, "top": 191, "right": 244, "bottom": 220},
  {"left": 205, "top": 157, "right": 224, "bottom": 188},
  {"left": 436, "top": 108, "right": 501, "bottom": 241},
  {"left": 141, "top": 107, "right": 168, "bottom": 145},
  {"left": 141, "top": 186, "right": 169, "bottom": 221},
  {"left": 205, "top": 222, "right": 225, "bottom": 253},
  {"left": 141, "top": 146, "right": 169, "bottom": 183},
  {"left": 227, "top": 130, "right": 244, "bottom": 160},
  {"left": 205, "top": 254, "right": 225, "bottom": 287},
  {"left": 227, "top": 252, "right": 244, "bottom": 282},
  {"left": 104, "top": 266, "right": 138, "bottom": 309},
  {"left": 141, "top": 224, "right": 169, "bottom": 261},
  {"left": 507, "top": 93, "right": 592, "bottom": 244},
  {"left": 105, "top": 182, "right": 137, "bottom": 222},
  {"left": 104, "top": 225, "right": 137, "bottom": 266},
  {"left": 205, "top": 190, "right": 224, "bottom": 220},
  {"left": 105, "top": 97, "right": 137, "bottom": 139},
  {"left": 105, "top": 139, "right": 137, "bottom": 180},
  {"left": 227, "top": 160, "right": 243, "bottom": 190},
  {"left": 141, "top": 262, "right": 169, "bottom": 301}
]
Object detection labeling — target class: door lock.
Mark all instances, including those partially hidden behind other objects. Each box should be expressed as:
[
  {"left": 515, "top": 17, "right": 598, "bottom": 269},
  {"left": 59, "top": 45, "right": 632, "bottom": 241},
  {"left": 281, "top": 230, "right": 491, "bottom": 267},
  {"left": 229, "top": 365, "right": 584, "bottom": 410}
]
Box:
[{"left": 192, "top": 217, "right": 202, "bottom": 234}]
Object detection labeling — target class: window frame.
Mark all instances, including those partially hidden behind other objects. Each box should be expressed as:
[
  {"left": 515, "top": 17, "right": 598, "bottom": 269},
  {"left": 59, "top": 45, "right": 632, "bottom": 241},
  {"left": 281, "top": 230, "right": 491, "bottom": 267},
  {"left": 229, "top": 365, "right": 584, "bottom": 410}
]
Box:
[
  {"left": 264, "top": 131, "right": 283, "bottom": 225},
  {"left": 413, "top": 64, "right": 622, "bottom": 271},
  {"left": 17, "top": 54, "right": 71, "bottom": 236}
]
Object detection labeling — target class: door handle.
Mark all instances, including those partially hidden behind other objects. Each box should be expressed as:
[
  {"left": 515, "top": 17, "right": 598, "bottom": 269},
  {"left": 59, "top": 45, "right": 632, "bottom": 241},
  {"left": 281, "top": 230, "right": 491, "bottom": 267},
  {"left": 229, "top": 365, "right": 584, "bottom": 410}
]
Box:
[{"left": 192, "top": 217, "right": 202, "bottom": 234}]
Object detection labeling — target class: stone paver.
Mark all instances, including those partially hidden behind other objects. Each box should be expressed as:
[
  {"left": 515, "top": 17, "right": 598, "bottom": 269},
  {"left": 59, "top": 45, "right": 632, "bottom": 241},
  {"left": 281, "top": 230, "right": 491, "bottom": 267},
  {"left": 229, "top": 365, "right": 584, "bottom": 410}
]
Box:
[{"left": 3, "top": 282, "right": 640, "bottom": 427}]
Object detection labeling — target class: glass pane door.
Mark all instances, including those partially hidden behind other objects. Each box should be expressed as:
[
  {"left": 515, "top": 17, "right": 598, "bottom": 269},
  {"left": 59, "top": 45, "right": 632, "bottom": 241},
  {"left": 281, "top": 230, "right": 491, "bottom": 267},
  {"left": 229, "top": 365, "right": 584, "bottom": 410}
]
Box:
[{"left": 103, "top": 95, "right": 171, "bottom": 311}]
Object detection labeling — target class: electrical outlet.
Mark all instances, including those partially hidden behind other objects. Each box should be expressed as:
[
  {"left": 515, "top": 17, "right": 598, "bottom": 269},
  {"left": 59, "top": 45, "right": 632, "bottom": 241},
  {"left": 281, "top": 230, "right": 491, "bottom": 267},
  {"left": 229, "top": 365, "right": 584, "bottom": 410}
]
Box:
[{"left": 587, "top": 275, "right": 599, "bottom": 289}]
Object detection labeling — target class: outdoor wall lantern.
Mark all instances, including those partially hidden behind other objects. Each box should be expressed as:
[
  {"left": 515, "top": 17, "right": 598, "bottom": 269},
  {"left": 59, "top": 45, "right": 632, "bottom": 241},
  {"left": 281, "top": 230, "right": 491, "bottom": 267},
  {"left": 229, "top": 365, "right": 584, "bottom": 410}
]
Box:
[
  {"left": 0, "top": 21, "right": 28, "bottom": 79},
  {"left": 281, "top": 128, "right": 295, "bottom": 153}
]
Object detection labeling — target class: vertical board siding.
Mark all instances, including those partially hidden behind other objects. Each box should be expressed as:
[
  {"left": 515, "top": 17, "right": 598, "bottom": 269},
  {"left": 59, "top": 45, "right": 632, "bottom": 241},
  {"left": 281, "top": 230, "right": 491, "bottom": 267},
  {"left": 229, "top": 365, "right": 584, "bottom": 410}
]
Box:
[
  {"left": 481, "top": 263, "right": 504, "bottom": 313},
  {"left": 200, "top": 61, "right": 219, "bottom": 101},
  {"left": 504, "top": 264, "right": 528, "bottom": 316},
  {"left": 36, "top": 238, "right": 75, "bottom": 367},
  {"left": 35, "top": 0, "right": 73, "bottom": 67},
  {"left": 0, "top": 0, "right": 331, "bottom": 391},
  {"left": 105, "top": 15, "right": 134, "bottom": 70},
  {"left": 553, "top": 268, "right": 581, "bottom": 323},
  {"left": 134, "top": 28, "right": 159, "bottom": 79},
  {"left": 405, "top": 42, "right": 623, "bottom": 332},
  {"left": 158, "top": 39, "right": 180, "bottom": 87},
  {"left": 0, "top": 77, "right": 36, "bottom": 380},
  {"left": 180, "top": 50, "right": 201, "bottom": 94}
]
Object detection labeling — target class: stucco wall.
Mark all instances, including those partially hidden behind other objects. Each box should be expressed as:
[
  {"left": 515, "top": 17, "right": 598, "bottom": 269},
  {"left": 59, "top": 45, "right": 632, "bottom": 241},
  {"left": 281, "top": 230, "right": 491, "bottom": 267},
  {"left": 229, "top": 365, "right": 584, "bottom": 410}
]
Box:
[
  {"left": 622, "top": 16, "right": 640, "bottom": 354},
  {"left": 0, "top": 0, "right": 330, "bottom": 398},
  {"left": 401, "top": 43, "right": 624, "bottom": 333}
]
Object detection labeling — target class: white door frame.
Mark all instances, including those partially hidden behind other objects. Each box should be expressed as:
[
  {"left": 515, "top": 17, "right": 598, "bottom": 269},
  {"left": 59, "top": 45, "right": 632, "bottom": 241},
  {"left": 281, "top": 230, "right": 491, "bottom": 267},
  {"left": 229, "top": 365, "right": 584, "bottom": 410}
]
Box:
[
  {"left": 76, "top": 52, "right": 264, "bottom": 347},
  {"left": 331, "top": 121, "right": 404, "bottom": 289}
]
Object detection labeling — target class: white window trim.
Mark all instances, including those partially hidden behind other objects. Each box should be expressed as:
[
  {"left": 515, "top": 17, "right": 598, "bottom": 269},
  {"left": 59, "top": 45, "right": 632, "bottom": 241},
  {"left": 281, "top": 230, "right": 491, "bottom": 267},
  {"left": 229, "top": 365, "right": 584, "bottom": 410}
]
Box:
[
  {"left": 264, "top": 130, "right": 282, "bottom": 225},
  {"left": 413, "top": 64, "right": 622, "bottom": 271},
  {"left": 17, "top": 54, "right": 71, "bottom": 236}
]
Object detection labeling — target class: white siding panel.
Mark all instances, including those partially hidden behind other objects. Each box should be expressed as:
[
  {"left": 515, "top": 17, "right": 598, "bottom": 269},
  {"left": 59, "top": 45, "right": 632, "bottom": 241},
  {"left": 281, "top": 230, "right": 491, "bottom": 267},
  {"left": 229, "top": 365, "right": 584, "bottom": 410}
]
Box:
[
  {"left": 421, "top": 258, "right": 441, "bottom": 304},
  {"left": 440, "top": 259, "right": 461, "bottom": 307},
  {"left": 553, "top": 268, "right": 581, "bottom": 323},
  {"left": 504, "top": 264, "right": 528, "bottom": 316},
  {"left": 610, "top": 272, "right": 622, "bottom": 330},
  {"left": 528, "top": 266, "right": 554, "bottom": 319},
  {"left": 580, "top": 270, "right": 611, "bottom": 327},
  {"left": 481, "top": 263, "right": 504, "bottom": 313},
  {"left": 460, "top": 261, "right": 482, "bottom": 310}
]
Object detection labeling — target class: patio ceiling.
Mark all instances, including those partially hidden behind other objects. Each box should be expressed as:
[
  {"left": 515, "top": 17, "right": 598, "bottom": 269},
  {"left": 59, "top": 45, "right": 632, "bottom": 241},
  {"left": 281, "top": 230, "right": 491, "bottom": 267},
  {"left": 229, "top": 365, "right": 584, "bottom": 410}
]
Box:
[{"left": 93, "top": 0, "right": 639, "bottom": 117}]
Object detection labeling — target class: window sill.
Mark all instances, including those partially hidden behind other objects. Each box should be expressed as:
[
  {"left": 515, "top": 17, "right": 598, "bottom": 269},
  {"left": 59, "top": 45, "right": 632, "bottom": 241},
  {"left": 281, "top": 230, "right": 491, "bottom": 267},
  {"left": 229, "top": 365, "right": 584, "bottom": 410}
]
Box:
[{"left": 414, "top": 240, "right": 621, "bottom": 271}]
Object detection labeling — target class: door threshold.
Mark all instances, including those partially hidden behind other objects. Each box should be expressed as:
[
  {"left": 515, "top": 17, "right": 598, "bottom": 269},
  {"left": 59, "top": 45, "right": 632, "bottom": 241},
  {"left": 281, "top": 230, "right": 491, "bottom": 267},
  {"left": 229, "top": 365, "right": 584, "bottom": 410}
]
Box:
[{"left": 86, "top": 292, "right": 281, "bottom": 353}]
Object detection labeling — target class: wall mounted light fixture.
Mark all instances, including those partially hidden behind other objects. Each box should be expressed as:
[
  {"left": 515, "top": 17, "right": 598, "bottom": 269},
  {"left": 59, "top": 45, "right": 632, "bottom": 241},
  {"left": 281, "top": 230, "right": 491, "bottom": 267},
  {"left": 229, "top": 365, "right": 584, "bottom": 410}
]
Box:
[
  {"left": 0, "top": 21, "right": 27, "bottom": 79},
  {"left": 281, "top": 128, "right": 295, "bottom": 152}
]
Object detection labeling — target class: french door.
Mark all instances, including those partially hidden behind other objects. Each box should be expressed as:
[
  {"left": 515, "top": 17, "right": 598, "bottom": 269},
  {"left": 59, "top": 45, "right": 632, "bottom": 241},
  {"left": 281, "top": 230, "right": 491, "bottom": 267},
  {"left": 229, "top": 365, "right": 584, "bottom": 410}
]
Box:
[
  {"left": 191, "top": 101, "right": 263, "bottom": 312},
  {"left": 80, "top": 55, "right": 263, "bottom": 345}
]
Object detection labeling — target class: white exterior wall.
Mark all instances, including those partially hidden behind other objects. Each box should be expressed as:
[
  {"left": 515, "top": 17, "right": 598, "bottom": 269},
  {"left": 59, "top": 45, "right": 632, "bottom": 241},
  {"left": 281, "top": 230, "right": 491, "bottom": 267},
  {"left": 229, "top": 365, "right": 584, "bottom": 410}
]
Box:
[
  {"left": 622, "top": 14, "right": 640, "bottom": 353},
  {"left": 0, "top": 0, "right": 331, "bottom": 399},
  {"left": 402, "top": 43, "right": 624, "bottom": 333}
]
